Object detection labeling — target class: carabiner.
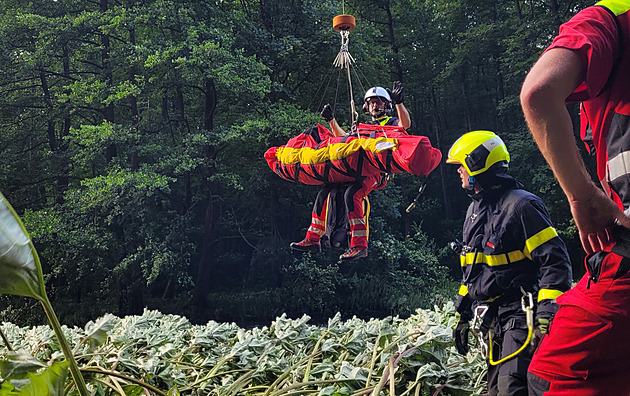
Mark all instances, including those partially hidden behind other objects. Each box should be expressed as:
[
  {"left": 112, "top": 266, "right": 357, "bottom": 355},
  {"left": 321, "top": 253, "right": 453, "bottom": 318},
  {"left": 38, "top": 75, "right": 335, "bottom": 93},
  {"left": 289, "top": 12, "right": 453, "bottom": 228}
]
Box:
[
  {"left": 520, "top": 287, "right": 534, "bottom": 312},
  {"left": 471, "top": 304, "right": 489, "bottom": 333},
  {"left": 477, "top": 331, "right": 489, "bottom": 359}
]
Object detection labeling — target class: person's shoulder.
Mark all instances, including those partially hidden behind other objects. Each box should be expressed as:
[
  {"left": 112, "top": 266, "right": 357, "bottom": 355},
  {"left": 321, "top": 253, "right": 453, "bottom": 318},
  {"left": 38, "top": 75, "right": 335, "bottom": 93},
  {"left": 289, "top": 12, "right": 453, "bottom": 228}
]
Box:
[
  {"left": 506, "top": 187, "right": 543, "bottom": 201},
  {"left": 501, "top": 188, "right": 546, "bottom": 209},
  {"left": 564, "top": 3, "right": 621, "bottom": 30}
]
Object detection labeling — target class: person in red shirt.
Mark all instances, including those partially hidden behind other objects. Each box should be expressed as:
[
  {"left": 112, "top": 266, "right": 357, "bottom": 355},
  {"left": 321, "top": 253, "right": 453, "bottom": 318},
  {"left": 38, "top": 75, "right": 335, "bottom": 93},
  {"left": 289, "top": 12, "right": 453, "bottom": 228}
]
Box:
[{"left": 521, "top": 1, "right": 630, "bottom": 394}]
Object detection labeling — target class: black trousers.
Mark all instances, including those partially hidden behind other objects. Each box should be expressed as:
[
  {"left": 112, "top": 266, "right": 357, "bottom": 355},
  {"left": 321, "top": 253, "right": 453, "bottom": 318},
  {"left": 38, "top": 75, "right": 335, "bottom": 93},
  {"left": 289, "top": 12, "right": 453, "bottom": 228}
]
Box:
[
  {"left": 486, "top": 308, "right": 532, "bottom": 396},
  {"left": 527, "top": 371, "right": 551, "bottom": 396}
]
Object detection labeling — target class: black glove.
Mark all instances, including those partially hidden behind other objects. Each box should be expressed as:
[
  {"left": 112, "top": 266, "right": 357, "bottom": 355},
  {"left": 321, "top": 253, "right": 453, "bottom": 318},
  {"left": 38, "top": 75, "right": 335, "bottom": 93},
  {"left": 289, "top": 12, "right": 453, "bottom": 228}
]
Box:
[
  {"left": 453, "top": 319, "right": 470, "bottom": 355},
  {"left": 387, "top": 81, "right": 404, "bottom": 105},
  {"left": 321, "top": 104, "right": 334, "bottom": 122}
]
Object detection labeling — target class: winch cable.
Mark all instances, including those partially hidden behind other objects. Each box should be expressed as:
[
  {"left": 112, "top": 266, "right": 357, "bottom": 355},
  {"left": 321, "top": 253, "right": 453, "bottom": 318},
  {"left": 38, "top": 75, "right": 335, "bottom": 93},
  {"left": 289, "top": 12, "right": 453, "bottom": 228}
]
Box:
[{"left": 311, "top": 68, "right": 336, "bottom": 116}]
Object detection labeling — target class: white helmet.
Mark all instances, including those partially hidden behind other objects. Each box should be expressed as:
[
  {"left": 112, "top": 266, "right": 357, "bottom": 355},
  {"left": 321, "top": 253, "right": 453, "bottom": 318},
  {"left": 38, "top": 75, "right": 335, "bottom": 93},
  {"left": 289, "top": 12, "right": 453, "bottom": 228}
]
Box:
[
  {"left": 364, "top": 87, "right": 391, "bottom": 102},
  {"left": 363, "top": 87, "right": 392, "bottom": 117}
]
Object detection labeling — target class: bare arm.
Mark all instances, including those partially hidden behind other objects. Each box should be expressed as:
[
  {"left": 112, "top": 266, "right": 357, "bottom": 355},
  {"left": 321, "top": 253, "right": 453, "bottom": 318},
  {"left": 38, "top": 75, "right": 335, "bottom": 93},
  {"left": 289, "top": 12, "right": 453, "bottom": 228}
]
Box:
[
  {"left": 521, "top": 48, "right": 630, "bottom": 253},
  {"left": 321, "top": 104, "right": 347, "bottom": 136},
  {"left": 396, "top": 103, "right": 411, "bottom": 129},
  {"left": 329, "top": 119, "right": 347, "bottom": 137}
]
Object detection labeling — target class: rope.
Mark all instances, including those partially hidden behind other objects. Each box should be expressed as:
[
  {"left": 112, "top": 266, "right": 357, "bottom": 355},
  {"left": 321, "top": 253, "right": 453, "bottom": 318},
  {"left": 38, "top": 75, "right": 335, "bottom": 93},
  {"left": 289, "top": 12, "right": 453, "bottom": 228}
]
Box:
[
  {"left": 488, "top": 305, "right": 534, "bottom": 366},
  {"left": 310, "top": 67, "right": 335, "bottom": 114},
  {"left": 334, "top": 68, "right": 343, "bottom": 115},
  {"left": 352, "top": 60, "right": 372, "bottom": 97},
  {"left": 333, "top": 30, "right": 359, "bottom": 131},
  {"left": 333, "top": 31, "right": 355, "bottom": 69},
  {"left": 347, "top": 64, "right": 359, "bottom": 130},
  {"left": 482, "top": 291, "right": 535, "bottom": 366}
]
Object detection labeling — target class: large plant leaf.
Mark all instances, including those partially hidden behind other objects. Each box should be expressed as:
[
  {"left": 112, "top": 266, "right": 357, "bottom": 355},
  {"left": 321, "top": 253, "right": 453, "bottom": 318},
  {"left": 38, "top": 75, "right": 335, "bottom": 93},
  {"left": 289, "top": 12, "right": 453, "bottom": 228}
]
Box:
[
  {"left": 0, "top": 361, "right": 68, "bottom": 396},
  {"left": 0, "top": 352, "right": 46, "bottom": 380},
  {"left": 83, "top": 313, "right": 118, "bottom": 348},
  {"left": 0, "top": 193, "right": 43, "bottom": 300}
]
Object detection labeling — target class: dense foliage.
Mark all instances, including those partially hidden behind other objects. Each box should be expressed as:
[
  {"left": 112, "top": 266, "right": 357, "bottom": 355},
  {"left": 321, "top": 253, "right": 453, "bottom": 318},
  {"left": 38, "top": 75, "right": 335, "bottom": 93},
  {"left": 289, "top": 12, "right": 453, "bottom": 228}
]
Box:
[
  {"left": 0, "top": 0, "right": 591, "bottom": 327},
  {"left": 0, "top": 306, "right": 486, "bottom": 395}
]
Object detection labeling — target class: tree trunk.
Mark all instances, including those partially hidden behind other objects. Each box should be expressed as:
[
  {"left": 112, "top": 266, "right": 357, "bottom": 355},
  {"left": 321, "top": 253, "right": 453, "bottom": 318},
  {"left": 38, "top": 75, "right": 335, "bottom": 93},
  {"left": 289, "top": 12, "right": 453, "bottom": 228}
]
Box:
[
  {"left": 101, "top": 0, "right": 117, "bottom": 161},
  {"left": 383, "top": 0, "right": 403, "bottom": 81},
  {"left": 460, "top": 66, "right": 472, "bottom": 132},
  {"left": 39, "top": 68, "right": 69, "bottom": 205},
  {"left": 204, "top": 79, "right": 217, "bottom": 131},
  {"left": 548, "top": 0, "right": 562, "bottom": 29},
  {"left": 192, "top": 191, "right": 216, "bottom": 307},
  {"left": 128, "top": 26, "right": 140, "bottom": 171},
  {"left": 176, "top": 86, "right": 189, "bottom": 135},
  {"left": 514, "top": 0, "right": 523, "bottom": 21},
  {"left": 39, "top": 71, "right": 57, "bottom": 153},
  {"left": 58, "top": 45, "right": 71, "bottom": 203},
  {"left": 431, "top": 87, "right": 453, "bottom": 220},
  {"left": 192, "top": 78, "right": 219, "bottom": 308}
]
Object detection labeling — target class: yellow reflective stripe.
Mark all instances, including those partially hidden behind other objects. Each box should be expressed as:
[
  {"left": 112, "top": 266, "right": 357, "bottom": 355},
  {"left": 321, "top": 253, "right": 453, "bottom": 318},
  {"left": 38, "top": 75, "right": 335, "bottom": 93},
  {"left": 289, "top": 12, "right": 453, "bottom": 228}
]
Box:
[
  {"left": 307, "top": 226, "right": 324, "bottom": 235},
  {"left": 363, "top": 196, "right": 370, "bottom": 240},
  {"left": 312, "top": 218, "right": 325, "bottom": 226},
  {"left": 483, "top": 254, "right": 508, "bottom": 266},
  {"left": 379, "top": 117, "right": 391, "bottom": 126},
  {"left": 538, "top": 289, "right": 564, "bottom": 302},
  {"left": 507, "top": 250, "right": 527, "bottom": 262},
  {"left": 460, "top": 250, "right": 526, "bottom": 267},
  {"left": 276, "top": 137, "right": 399, "bottom": 165},
  {"left": 523, "top": 227, "right": 558, "bottom": 260},
  {"left": 458, "top": 284, "right": 468, "bottom": 296},
  {"left": 596, "top": 0, "right": 630, "bottom": 16}
]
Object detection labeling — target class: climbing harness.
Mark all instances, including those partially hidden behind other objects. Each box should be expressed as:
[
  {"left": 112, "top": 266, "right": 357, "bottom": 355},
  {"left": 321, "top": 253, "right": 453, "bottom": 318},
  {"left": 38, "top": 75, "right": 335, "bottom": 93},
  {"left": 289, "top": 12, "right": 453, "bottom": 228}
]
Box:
[{"left": 472, "top": 288, "right": 535, "bottom": 366}]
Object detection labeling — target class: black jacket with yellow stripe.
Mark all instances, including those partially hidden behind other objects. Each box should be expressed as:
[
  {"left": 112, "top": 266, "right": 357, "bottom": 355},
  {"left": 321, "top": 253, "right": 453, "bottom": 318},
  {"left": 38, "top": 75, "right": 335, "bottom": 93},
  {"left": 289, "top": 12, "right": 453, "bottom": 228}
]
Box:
[{"left": 455, "top": 176, "right": 572, "bottom": 321}]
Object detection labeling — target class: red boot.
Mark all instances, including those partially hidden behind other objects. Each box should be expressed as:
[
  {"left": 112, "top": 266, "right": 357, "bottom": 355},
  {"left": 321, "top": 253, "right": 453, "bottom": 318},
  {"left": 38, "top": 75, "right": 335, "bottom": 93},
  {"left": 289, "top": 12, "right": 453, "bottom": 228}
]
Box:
[
  {"left": 290, "top": 239, "right": 321, "bottom": 253},
  {"left": 340, "top": 246, "right": 368, "bottom": 261}
]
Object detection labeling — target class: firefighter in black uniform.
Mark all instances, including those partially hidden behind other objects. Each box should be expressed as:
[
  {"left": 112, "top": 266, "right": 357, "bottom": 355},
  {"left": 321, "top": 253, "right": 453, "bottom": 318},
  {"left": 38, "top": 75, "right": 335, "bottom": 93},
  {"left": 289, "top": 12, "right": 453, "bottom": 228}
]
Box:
[{"left": 446, "top": 131, "right": 572, "bottom": 396}]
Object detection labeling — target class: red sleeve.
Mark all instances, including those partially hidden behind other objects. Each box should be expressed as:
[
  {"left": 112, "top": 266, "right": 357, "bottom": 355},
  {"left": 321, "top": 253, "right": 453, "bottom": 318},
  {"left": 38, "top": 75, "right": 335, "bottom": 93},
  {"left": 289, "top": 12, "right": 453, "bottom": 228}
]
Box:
[{"left": 544, "top": 6, "right": 620, "bottom": 102}]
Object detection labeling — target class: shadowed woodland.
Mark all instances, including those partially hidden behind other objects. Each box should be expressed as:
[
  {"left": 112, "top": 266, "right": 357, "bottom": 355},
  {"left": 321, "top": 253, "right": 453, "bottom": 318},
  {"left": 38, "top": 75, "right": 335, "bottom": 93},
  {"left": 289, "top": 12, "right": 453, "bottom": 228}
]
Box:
[{"left": 0, "top": 0, "right": 591, "bottom": 327}]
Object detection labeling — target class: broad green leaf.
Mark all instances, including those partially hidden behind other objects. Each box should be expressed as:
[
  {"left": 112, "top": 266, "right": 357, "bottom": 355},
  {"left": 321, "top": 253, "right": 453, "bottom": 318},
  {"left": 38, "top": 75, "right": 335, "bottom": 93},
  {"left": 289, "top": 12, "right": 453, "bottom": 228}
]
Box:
[
  {"left": 318, "top": 386, "right": 335, "bottom": 396},
  {"left": 0, "top": 352, "right": 46, "bottom": 380},
  {"left": 83, "top": 313, "right": 118, "bottom": 348},
  {"left": 0, "top": 193, "right": 43, "bottom": 300},
  {"left": 0, "top": 361, "right": 68, "bottom": 396}
]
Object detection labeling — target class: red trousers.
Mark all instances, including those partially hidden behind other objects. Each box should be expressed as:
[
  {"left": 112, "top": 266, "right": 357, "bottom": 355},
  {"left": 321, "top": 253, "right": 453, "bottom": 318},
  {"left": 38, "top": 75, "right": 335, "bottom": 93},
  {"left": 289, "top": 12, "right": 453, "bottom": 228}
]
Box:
[
  {"left": 529, "top": 251, "right": 630, "bottom": 395},
  {"left": 304, "top": 175, "right": 384, "bottom": 249}
]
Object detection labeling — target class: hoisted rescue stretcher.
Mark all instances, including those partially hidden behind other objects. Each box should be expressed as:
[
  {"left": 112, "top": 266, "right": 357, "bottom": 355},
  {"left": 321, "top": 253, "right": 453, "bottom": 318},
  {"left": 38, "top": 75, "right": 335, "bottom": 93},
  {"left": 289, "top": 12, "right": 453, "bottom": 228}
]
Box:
[
  {"left": 265, "top": 11, "right": 441, "bottom": 185},
  {"left": 265, "top": 123, "right": 441, "bottom": 185}
]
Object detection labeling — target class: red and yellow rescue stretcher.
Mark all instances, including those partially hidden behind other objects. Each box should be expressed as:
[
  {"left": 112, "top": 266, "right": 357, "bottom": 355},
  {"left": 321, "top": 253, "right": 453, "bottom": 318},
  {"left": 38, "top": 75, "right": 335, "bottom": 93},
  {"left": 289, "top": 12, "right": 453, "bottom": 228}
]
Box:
[{"left": 264, "top": 123, "right": 442, "bottom": 185}]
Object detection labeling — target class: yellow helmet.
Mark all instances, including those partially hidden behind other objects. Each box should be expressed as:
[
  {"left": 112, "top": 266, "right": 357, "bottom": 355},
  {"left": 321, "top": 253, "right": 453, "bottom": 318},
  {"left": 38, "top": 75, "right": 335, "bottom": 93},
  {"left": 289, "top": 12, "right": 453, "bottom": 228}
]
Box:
[{"left": 446, "top": 130, "right": 510, "bottom": 176}]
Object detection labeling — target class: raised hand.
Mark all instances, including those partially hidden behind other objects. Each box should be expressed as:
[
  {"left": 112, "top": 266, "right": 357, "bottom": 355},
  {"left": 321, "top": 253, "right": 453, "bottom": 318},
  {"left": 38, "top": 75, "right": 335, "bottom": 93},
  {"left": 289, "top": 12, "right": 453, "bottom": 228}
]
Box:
[
  {"left": 321, "top": 104, "right": 334, "bottom": 122},
  {"left": 389, "top": 81, "right": 404, "bottom": 104}
]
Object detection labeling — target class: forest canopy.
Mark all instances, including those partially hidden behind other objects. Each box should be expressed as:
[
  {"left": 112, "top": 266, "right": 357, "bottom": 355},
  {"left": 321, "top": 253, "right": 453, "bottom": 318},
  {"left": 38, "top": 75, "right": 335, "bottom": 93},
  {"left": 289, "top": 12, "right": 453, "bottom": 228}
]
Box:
[{"left": 0, "top": 0, "right": 590, "bottom": 327}]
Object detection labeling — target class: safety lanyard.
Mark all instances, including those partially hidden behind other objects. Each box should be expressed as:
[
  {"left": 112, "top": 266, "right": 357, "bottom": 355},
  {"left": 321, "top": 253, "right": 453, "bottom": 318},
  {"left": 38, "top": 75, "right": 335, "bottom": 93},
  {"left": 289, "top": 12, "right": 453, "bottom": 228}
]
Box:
[{"left": 472, "top": 289, "right": 535, "bottom": 366}]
